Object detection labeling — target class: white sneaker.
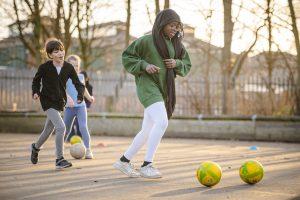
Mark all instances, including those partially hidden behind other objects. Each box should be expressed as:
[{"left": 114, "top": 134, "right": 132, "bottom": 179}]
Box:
[
  {"left": 85, "top": 148, "right": 94, "bottom": 159},
  {"left": 113, "top": 160, "right": 140, "bottom": 178},
  {"left": 140, "top": 164, "right": 162, "bottom": 179}
]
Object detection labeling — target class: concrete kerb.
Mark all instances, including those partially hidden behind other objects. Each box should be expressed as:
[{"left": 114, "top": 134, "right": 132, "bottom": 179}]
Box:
[{"left": 0, "top": 112, "right": 299, "bottom": 142}]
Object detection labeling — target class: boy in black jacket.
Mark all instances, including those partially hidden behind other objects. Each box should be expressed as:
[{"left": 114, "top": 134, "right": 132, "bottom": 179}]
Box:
[{"left": 31, "top": 38, "right": 85, "bottom": 169}]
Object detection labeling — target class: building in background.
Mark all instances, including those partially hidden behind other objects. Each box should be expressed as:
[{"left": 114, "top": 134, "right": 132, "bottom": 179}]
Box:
[
  {"left": 0, "top": 19, "right": 297, "bottom": 82},
  {"left": 0, "top": 19, "right": 133, "bottom": 70}
]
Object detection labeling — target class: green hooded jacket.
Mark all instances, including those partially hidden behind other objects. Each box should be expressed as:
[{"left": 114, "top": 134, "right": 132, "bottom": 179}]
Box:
[{"left": 122, "top": 34, "right": 192, "bottom": 108}]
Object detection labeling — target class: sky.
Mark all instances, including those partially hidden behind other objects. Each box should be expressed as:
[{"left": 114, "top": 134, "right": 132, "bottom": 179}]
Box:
[{"left": 0, "top": 0, "right": 299, "bottom": 55}]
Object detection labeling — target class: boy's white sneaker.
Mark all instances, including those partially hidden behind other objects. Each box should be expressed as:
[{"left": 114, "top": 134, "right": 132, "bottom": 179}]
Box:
[
  {"left": 85, "top": 148, "right": 94, "bottom": 159},
  {"left": 113, "top": 160, "right": 140, "bottom": 178},
  {"left": 140, "top": 164, "right": 162, "bottom": 179}
]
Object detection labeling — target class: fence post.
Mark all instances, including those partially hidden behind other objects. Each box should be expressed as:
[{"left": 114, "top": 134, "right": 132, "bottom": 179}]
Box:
[{"left": 232, "top": 76, "right": 237, "bottom": 115}]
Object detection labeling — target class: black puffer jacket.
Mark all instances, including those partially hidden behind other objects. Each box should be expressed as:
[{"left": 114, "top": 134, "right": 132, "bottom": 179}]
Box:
[{"left": 32, "top": 60, "right": 85, "bottom": 111}]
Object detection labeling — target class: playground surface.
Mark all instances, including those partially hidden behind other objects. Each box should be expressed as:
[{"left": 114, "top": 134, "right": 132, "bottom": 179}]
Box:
[{"left": 0, "top": 133, "right": 299, "bottom": 200}]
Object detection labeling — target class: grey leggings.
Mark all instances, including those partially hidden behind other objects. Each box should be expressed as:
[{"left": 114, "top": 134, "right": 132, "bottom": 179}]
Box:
[{"left": 35, "top": 108, "right": 66, "bottom": 159}]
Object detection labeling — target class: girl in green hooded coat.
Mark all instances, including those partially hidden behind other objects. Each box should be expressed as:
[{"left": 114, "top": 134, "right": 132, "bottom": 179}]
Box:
[{"left": 113, "top": 9, "right": 192, "bottom": 179}]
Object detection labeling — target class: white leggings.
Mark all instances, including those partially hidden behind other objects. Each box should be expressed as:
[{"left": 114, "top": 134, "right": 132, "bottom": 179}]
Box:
[{"left": 124, "top": 101, "right": 168, "bottom": 162}]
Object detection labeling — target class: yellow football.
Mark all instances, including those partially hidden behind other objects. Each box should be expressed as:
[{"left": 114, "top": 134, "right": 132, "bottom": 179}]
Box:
[
  {"left": 239, "top": 160, "right": 264, "bottom": 184},
  {"left": 196, "top": 161, "right": 222, "bottom": 187}
]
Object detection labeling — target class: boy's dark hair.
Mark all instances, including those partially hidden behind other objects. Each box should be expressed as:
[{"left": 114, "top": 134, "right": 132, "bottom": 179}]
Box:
[{"left": 45, "top": 38, "right": 64, "bottom": 58}]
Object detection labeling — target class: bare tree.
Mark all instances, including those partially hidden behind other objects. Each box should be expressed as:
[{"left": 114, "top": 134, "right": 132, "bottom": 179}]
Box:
[
  {"left": 230, "top": 25, "right": 264, "bottom": 80},
  {"left": 164, "top": 0, "right": 170, "bottom": 9},
  {"left": 146, "top": 4, "right": 154, "bottom": 25},
  {"left": 76, "top": 0, "right": 92, "bottom": 69},
  {"left": 75, "top": 0, "right": 106, "bottom": 70},
  {"left": 53, "top": 0, "right": 77, "bottom": 54},
  {"left": 222, "top": 0, "right": 234, "bottom": 114},
  {"left": 197, "top": 3, "right": 216, "bottom": 114},
  {"left": 74, "top": 0, "right": 117, "bottom": 70},
  {"left": 8, "top": 0, "right": 77, "bottom": 67},
  {"left": 155, "top": 0, "right": 160, "bottom": 15},
  {"left": 12, "top": 0, "right": 45, "bottom": 66},
  {"left": 125, "top": 0, "right": 131, "bottom": 47},
  {"left": 264, "top": 0, "right": 276, "bottom": 113},
  {"left": 288, "top": 0, "right": 300, "bottom": 115}
]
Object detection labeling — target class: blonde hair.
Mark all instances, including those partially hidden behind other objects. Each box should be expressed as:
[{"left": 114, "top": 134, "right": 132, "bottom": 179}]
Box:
[{"left": 66, "top": 55, "right": 81, "bottom": 68}]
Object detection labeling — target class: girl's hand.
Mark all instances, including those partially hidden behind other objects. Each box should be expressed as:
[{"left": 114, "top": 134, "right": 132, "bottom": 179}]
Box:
[
  {"left": 33, "top": 93, "right": 39, "bottom": 100},
  {"left": 146, "top": 64, "right": 160, "bottom": 74},
  {"left": 89, "top": 96, "right": 95, "bottom": 103},
  {"left": 163, "top": 59, "right": 176, "bottom": 68}
]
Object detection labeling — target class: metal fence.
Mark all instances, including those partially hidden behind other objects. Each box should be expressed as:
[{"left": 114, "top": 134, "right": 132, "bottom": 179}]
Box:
[{"left": 0, "top": 68, "right": 296, "bottom": 116}]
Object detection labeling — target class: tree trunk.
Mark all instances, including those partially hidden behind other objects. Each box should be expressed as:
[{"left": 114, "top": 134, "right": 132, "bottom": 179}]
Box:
[
  {"left": 155, "top": 0, "right": 160, "bottom": 15},
  {"left": 164, "top": 0, "right": 170, "bottom": 9},
  {"left": 32, "top": 0, "right": 42, "bottom": 65},
  {"left": 54, "top": 0, "right": 76, "bottom": 54},
  {"left": 125, "top": 0, "right": 131, "bottom": 47},
  {"left": 265, "top": 0, "right": 276, "bottom": 114},
  {"left": 55, "top": 0, "right": 63, "bottom": 41},
  {"left": 76, "top": 0, "right": 87, "bottom": 69},
  {"left": 288, "top": 0, "right": 300, "bottom": 115},
  {"left": 222, "top": 0, "right": 234, "bottom": 114},
  {"left": 205, "top": 41, "right": 212, "bottom": 114}
]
